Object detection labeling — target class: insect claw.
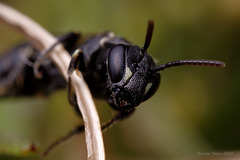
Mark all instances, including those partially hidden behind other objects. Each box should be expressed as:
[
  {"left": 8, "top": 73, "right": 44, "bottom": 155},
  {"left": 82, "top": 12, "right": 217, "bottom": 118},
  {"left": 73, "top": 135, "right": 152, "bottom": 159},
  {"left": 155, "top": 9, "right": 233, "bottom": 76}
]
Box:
[
  {"left": 34, "top": 32, "right": 81, "bottom": 78},
  {"left": 33, "top": 41, "right": 61, "bottom": 78},
  {"left": 67, "top": 67, "right": 74, "bottom": 75},
  {"left": 33, "top": 61, "right": 43, "bottom": 78},
  {"left": 68, "top": 49, "right": 83, "bottom": 75}
]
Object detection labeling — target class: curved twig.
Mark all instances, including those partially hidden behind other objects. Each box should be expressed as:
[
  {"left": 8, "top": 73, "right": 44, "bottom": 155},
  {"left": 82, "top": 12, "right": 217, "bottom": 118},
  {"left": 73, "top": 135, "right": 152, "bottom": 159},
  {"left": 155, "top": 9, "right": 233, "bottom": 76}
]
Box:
[{"left": 0, "top": 3, "right": 105, "bottom": 160}]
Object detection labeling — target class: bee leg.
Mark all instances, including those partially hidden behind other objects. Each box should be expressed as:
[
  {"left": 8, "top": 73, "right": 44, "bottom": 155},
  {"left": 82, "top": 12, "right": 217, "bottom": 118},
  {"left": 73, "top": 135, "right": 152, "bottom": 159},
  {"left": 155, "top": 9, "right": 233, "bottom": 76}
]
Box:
[
  {"left": 42, "top": 109, "right": 135, "bottom": 156},
  {"left": 33, "top": 32, "right": 80, "bottom": 78},
  {"left": 67, "top": 76, "right": 81, "bottom": 116},
  {"left": 101, "top": 109, "right": 135, "bottom": 132},
  {"left": 67, "top": 49, "right": 85, "bottom": 116},
  {"left": 42, "top": 125, "right": 84, "bottom": 157},
  {"left": 42, "top": 49, "right": 86, "bottom": 156},
  {"left": 42, "top": 49, "right": 85, "bottom": 156},
  {"left": 67, "top": 49, "right": 84, "bottom": 75}
]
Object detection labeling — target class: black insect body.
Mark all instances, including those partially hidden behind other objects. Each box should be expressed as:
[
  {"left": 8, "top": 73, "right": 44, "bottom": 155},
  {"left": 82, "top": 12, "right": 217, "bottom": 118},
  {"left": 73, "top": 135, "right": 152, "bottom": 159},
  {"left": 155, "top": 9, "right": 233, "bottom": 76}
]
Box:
[
  {"left": 68, "top": 32, "right": 161, "bottom": 111},
  {"left": 0, "top": 21, "right": 225, "bottom": 155},
  {"left": 68, "top": 21, "right": 224, "bottom": 113},
  {"left": 0, "top": 43, "right": 66, "bottom": 96}
]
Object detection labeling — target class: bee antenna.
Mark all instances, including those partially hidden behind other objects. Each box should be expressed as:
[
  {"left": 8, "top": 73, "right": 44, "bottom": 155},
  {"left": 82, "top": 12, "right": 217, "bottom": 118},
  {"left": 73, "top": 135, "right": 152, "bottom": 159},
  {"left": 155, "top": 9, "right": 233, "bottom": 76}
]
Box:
[
  {"left": 141, "top": 20, "right": 154, "bottom": 52},
  {"left": 153, "top": 60, "right": 226, "bottom": 72}
]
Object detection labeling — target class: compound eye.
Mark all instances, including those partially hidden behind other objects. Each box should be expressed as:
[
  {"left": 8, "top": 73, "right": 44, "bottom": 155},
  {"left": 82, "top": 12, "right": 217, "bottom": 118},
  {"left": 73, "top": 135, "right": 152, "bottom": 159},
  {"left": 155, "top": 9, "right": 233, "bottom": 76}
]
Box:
[{"left": 108, "top": 44, "right": 126, "bottom": 83}]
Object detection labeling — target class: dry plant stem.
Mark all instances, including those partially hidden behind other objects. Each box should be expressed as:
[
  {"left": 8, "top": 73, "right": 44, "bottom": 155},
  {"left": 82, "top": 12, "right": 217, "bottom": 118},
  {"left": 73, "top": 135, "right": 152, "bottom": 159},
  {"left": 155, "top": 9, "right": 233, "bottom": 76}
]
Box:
[{"left": 0, "top": 3, "right": 105, "bottom": 160}]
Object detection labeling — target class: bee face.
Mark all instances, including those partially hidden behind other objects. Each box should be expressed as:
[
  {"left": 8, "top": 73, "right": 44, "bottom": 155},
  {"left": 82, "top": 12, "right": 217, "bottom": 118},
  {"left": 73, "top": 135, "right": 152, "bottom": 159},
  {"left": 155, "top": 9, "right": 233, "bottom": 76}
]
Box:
[{"left": 107, "top": 44, "right": 160, "bottom": 110}]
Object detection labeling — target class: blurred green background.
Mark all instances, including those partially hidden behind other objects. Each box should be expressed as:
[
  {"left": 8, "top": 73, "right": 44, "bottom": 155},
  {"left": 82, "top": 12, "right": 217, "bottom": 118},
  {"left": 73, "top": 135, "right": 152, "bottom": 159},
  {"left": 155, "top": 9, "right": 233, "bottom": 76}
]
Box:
[{"left": 0, "top": 0, "right": 239, "bottom": 160}]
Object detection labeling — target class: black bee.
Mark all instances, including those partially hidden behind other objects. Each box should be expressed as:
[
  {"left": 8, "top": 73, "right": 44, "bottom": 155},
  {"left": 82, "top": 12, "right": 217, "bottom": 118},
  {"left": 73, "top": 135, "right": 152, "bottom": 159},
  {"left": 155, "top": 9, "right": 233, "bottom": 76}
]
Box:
[
  {"left": 67, "top": 20, "right": 225, "bottom": 122},
  {"left": 0, "top": 20, "right": 225, "bottom": 155}
]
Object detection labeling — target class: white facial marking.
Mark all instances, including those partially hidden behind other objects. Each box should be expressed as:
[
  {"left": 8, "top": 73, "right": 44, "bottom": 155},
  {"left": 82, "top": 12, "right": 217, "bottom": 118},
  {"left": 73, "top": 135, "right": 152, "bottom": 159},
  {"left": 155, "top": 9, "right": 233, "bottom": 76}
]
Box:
[
  {"left": 145, "top": 82, "right": 152, "bottom": 94},
  {"left": 124, "top": 66, "right": 132, "bottom": 82}
]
